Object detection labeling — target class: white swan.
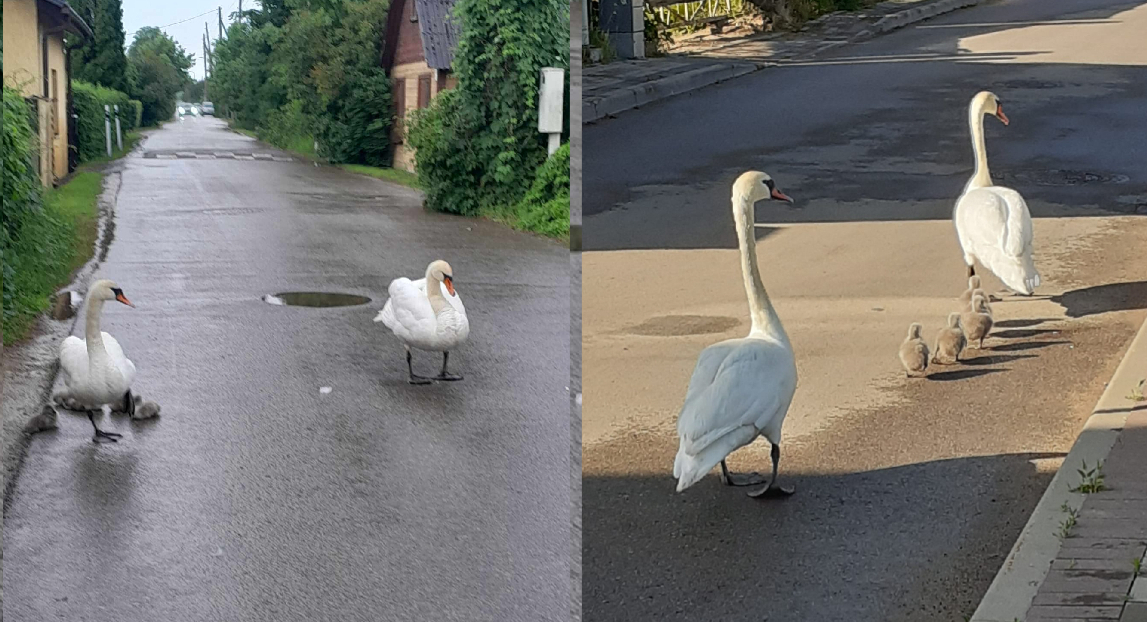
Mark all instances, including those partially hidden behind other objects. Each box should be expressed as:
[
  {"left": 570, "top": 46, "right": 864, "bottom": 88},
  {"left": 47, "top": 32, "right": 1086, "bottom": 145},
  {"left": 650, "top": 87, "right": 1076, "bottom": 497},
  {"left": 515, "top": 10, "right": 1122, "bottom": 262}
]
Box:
[
  {"left": 953, "top": 91, "right": 1040, "bottom": 295},
  {"left": 56, "top": 279, "right": 137, "bottom": 442},
  {"left": 374, "top": 260, "right": 470, "bottom": 384},
  {"left": 673, "top": 171, "right": 798, "bottom": 498}
]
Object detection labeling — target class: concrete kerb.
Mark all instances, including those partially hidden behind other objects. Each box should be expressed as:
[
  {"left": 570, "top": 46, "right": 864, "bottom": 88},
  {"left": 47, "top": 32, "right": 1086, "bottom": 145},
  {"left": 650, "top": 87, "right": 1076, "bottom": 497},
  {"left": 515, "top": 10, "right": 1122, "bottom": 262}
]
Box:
[
  {"left": 971, "top": 313, "right": 1147, "bottom": 622},
  {"left": 585, "top": 62, "right": 764, "bottom": 123},
  {"left": 584, "top": 0, "right": 982, "bottom": 123}
]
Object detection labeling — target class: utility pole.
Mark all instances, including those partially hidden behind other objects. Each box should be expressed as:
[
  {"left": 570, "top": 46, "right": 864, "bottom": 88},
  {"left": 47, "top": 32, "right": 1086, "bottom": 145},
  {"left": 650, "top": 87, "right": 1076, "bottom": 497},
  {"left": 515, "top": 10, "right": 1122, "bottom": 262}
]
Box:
[
  {"left": 218, "top": 6, "right": 224, "bottom": 40},
  {"left": 202, "top": 33, "right": 210, "bottom": 101},
  {"left": 238, "top": 0, "right": 242, "bottom": 24}
]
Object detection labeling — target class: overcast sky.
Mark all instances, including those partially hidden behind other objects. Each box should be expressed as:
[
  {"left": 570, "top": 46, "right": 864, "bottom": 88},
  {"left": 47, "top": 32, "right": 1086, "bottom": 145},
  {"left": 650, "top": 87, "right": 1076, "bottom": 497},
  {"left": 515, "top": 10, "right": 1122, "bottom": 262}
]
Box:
[{"left": 122, "top": 0, "right": 245, "bottom": 81}]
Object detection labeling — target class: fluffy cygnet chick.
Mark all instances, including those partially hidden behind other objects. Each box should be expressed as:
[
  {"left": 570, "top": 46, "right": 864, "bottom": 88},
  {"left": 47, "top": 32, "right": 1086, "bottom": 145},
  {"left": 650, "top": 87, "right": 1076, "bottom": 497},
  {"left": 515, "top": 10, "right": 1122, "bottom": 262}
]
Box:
[
  {"left": 133, "top": 399, "right": 161, "bottom": 420},
  {"left": 24, "top": 405, "right": 59, "bottom": 435},
  {"left": 933, "top": 313, "right": 967, "bottom": 364},
  {"left": 899, "top": 323, "right": 930, "bottom": 377},
  {"left": 964, "top": 288, "right": 992, "bottom": 314},
  {"left": 962, "top": 294, "right": 994, "bottom": 349},
  {"left": 959, "top": 276, "right": 982, "bottom": 305}
]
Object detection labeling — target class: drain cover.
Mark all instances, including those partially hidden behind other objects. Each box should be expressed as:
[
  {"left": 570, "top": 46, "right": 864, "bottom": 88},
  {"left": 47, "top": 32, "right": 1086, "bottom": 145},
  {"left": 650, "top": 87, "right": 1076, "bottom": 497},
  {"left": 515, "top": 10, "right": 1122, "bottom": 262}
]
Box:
[{"left": 264, "top": 292, "right": 372, "bottom": 307}]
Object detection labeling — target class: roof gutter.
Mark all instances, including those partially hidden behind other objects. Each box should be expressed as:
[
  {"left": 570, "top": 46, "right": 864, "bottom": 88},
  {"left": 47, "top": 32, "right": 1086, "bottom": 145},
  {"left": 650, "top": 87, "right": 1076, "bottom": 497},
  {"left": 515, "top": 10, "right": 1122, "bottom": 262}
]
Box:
[{"left": 40, "top": 0, "right": 94, "bottom": 40}]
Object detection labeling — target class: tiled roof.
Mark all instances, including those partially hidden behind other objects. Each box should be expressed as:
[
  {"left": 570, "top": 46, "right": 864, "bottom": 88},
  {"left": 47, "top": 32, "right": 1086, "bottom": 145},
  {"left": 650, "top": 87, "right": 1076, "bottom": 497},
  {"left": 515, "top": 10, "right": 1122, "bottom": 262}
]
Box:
[{"left": 414, "top": 0, "right": 460, "bottom": 70}]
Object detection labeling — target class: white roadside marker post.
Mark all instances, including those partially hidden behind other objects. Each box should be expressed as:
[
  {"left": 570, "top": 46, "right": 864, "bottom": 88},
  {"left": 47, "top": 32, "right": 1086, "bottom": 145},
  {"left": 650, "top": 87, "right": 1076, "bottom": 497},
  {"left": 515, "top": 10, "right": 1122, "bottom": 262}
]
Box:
[
  {"left": 114, "top": 105, "right": 123, "bottom": 151},
  {"left": 104, "top": 105, "right": 113, "bottom": 157}
]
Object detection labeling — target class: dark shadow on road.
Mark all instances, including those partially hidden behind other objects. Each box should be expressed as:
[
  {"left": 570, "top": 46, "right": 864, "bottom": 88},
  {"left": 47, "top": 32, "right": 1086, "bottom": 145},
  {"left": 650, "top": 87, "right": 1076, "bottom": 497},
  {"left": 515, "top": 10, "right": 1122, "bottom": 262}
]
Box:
[
  {"left": 959, "top": 353, "right": 1037, "bottom": 365},
  {"left": 994, "top": 318, "right": 1056, "bottom": 328},
  {"left": 1052, "top": 281, "right": 1147, "bottom": 318},
  {"left": 1093, "top": 403, "right": 1147, "bottom": 415},
  {"left": 583, "top": 452, "right": 1059, "bottom": 622},
  {"left": 991, "top": 340, "right": 1071, "bottom": 352},
  {"left": 992, "top": 328, "right": 1062, "bottom": 339},
  {"left": 927, "top": 368, "right": 1007, "bottom": 381}
]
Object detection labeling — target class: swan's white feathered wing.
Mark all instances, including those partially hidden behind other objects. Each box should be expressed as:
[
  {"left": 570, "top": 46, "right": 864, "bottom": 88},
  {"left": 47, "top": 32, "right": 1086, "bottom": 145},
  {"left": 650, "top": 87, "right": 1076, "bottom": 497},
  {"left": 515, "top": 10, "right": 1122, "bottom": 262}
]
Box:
[
  {"left": 374, "top": 277, "right": 469, "bottom": 351},
  {"left": 57, "top": 332, "right": 136, "bottom": 407},
  {"left": 673, "top": 337, "right": 798, "bottom": 493},
  {"left": 955, "top": 186, "right": 1040, "bottom": 294}
]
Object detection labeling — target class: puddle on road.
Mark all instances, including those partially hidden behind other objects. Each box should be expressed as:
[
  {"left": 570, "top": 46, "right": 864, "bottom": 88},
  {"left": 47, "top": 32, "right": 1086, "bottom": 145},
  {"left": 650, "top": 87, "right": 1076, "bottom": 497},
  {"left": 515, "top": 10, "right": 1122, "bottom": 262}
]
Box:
[{"left": 263, "top": 292, "right": 372, "bottom": 307}]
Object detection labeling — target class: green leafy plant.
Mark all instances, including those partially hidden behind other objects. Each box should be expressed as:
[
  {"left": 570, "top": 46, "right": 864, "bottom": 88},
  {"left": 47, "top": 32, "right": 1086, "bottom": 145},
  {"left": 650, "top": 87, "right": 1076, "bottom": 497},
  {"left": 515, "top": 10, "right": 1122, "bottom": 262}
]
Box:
[
  {"left": 1127, "top": 379, "right": 1145, "bottom": 402},
  {"left": 72, "top": 81, "right": 138, "bottom": 162},
  {"left": 1070, "top": 460, "right": 1106, "bottom": 494},
  {"left": 1058, "top": 502, "right": 1078, "bottom": 539}
]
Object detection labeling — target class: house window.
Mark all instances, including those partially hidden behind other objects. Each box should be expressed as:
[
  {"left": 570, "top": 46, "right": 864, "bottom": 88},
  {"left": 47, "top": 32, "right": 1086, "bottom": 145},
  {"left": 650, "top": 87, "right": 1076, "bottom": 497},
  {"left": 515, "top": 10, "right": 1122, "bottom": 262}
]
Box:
[
  {"left": 436, "top": 70, "right": 448, "bottom": 94},
  {"left": 418, "top": 74, "right": 431, "bottom": 109},
  {"left": 42, "top": 34, "right": 50, "bottom": 97},
  {"left": 393, "top": 78, "right": 406, "bottom": 141}
]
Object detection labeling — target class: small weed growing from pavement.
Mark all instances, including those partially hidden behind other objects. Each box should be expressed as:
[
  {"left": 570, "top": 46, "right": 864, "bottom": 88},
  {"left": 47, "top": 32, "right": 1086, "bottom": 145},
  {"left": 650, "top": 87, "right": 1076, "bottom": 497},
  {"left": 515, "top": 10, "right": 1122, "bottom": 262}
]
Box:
[
  {"left": 1058, "top": 502, "right": 1079, "bottom": 538},
  {"left": 1070, "top": 460, "right": 1106, "bottom": 493},
  {"left": 1128, "top": 379, "right": 1145, "bottom": 402},
  {"left": 1134, "top": 557, "right": 1143, "bottom": 575}
]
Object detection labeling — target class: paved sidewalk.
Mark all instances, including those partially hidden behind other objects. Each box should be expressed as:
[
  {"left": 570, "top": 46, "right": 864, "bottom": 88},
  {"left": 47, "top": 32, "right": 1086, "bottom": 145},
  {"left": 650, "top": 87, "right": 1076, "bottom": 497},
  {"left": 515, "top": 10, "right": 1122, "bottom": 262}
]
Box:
[
  {"left": 1024, "top": 408, "right": 1147, "bottom": 622},
  {"left": 974, "top": 314, "right": 1147, "bottom": 622},
  {"left": 584, "top": 0, "right": 978, "bottom": 122}
]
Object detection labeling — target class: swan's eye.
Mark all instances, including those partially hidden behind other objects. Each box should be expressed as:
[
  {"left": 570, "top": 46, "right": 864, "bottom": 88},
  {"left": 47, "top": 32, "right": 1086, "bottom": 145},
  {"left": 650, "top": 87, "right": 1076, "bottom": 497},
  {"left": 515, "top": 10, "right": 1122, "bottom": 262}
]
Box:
[{"left": 764, "top": 179, "right": 776, "bottom": 191}]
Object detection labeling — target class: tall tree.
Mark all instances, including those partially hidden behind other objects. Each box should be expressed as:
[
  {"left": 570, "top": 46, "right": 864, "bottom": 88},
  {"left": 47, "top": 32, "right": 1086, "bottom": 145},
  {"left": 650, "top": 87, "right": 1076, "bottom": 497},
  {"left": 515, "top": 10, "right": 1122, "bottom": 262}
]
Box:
[
  {"left": 70, "top": 0, "right": 130, "bottom": 93},
  {"left": 128, "top": 28, "right": 195, "bottom": 126}
]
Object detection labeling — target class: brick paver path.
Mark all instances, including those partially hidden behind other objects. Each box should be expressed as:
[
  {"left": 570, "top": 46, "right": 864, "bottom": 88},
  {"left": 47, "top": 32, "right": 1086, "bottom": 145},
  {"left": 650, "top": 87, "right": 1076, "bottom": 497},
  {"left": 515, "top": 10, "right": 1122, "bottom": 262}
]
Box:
[{"left": 1026, "top": 408, "right": 1147, "bottom": 622}]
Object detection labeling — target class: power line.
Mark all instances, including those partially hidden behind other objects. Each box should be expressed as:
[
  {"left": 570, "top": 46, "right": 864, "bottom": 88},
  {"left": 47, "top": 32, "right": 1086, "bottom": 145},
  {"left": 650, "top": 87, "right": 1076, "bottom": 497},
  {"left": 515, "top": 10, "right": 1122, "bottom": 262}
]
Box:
[{"left": 125, "top": 8, "right": 218, "bottom": 41}]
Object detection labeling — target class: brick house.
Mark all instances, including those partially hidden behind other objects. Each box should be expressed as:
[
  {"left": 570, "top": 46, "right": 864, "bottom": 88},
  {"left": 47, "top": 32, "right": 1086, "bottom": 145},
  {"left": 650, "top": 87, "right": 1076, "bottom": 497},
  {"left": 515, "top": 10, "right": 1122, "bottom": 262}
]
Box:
[
  {"left": 2, "top": 0, "right": 92, "bottom": 186},
  {"left": 381, "top": 0, "right": 460, "bottom": 173}
]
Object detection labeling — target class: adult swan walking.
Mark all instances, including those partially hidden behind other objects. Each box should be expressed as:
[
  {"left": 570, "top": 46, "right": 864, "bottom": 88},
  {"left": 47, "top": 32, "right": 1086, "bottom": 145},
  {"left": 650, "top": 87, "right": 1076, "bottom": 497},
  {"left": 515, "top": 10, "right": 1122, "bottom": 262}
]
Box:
[
  {"left": 953, "top": 91, "right": 1040, "bottom": 295},
  {"left": 673, "top": 171, "right": 798, "bottom": 499},
  {"left": 56, "top": 279, "right": 137, "bottom": 442},
  {"left": 375, "top": 260, "right": 470, "bottom": 384}
]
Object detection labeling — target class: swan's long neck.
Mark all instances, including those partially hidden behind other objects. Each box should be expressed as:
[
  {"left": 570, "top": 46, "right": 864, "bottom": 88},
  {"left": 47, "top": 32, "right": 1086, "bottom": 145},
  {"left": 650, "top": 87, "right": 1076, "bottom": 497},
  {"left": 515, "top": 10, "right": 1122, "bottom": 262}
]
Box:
[
  {"left": 733, "top": 194, "right": 788, "bottom": 343},
  {"left": 425, "top": 275, "right": 448, "bottom": 314},
  {"left": 85, "top": 297, "right": 108, "bottom": 366},
  {"left": 965, "top": 104, "right": 992, "bottom": 192}
]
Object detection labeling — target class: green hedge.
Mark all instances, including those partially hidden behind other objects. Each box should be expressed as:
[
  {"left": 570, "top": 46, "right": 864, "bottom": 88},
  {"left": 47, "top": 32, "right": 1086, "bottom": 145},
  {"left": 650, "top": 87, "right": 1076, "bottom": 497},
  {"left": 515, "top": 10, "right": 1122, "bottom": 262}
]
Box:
[
  {"left": 2, "top": 87, "right": 44, "bottom": 338},
  {"left": 512, "top": 142, "right": 570, "bottom": 238},
  {"left": 72, "top": 81, "right": 137, "bottom": 162}
]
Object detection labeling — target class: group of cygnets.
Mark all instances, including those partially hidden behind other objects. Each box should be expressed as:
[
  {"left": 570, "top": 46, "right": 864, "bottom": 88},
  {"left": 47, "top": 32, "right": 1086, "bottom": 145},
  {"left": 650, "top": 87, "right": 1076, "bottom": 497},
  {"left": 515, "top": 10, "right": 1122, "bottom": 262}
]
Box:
[{"left": 899, "top": 275, "right": 997, "bottom": 377}]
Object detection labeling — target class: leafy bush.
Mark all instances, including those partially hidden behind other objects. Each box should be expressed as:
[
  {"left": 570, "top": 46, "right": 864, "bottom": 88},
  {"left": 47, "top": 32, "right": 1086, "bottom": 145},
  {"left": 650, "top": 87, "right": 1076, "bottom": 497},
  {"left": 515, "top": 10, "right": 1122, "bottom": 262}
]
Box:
[
  {"left": 260, "top": 99, "right": 315, "bottom": 156},
  {"left": 129, "top": 99, "right": 143, "bottom": 128},
  {"left": 407, "top": 0, "right": 570, "bottom": 216},
  {"left": 511, "top": 143, "right": 570, "bottom": 237},
  {"left": 2, "top": 89, "right": 44, "bottom": 307},
  {"left": 73, "top": 81, "right": 136, "bottom": 162}
]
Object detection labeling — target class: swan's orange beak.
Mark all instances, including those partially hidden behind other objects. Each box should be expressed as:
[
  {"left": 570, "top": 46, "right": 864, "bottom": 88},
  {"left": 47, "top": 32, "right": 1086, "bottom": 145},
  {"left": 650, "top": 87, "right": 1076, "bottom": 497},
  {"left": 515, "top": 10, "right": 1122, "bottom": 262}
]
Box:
[
  {"left": 771, "top": 188, "right": 794, "bottom": 203},
  {"left": 995, "top": 104, "right": 1009, "bottom": 126},
  {"left": 443, "top": 275, "right": 456, "bottom": 296},
  {"left": 116, "top": 293, "right": 135, "bottom": 308}
]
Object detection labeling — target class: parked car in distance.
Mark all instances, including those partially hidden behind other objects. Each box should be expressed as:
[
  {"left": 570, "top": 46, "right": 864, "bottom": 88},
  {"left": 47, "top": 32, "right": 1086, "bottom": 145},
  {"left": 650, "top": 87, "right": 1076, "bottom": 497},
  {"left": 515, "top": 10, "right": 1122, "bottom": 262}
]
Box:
[{"left": 201, "top": 101, "right": 215, "bottom": 115}]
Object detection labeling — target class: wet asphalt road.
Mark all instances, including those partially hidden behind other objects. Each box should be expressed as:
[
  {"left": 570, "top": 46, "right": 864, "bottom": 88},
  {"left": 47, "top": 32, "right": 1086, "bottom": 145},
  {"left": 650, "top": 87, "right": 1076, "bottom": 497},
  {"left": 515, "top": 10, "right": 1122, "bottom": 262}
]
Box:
[
  {"left": 583, "top": 0, "right": 1147, "bottom": 620},
  {"left": 4, "top": 117, "right": 571, "bottom": 621}
]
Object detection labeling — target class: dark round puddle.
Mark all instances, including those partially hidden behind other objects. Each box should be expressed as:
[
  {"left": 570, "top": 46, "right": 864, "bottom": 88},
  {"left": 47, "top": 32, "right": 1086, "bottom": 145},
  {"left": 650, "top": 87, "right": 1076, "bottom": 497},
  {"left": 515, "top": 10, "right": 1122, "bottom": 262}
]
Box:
[{"left": 264, "top": 292, "right": 372, "bottom": 307}]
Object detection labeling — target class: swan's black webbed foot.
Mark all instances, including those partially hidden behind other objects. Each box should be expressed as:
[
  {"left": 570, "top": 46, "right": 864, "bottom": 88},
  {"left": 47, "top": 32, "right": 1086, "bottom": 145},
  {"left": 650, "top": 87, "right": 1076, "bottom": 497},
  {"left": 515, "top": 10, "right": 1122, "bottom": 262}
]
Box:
[
  {"left": 719, "top": 460, "right": 767, "bottom": 487},
  {"left": 746, "top": 443, "right": 793, "bottom": 498},
  {"left": 88, "top": 411, "right": 122, "bottom": 442},
  {"left": 435, "top": 352, "right": 463, "bottom": 381},
  {"left": 748, "top": 482, "right": 795, "bottom": 499},
  {"left": 405, "top": 350, "right": 433, "bottom": 385}
]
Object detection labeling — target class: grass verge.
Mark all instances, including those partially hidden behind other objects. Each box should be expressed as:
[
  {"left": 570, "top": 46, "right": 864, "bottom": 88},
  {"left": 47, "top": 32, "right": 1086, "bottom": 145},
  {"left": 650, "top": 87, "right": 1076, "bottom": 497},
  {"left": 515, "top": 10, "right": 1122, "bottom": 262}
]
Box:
[
  {"left": 339, "top": 164, "right": 421, "bottom": 190},
  {"left": 78, "top": 128, "right": 152, "bottom": 167},
  {"left": 2, "top": 172, "right": 102, "bottom": 342}
]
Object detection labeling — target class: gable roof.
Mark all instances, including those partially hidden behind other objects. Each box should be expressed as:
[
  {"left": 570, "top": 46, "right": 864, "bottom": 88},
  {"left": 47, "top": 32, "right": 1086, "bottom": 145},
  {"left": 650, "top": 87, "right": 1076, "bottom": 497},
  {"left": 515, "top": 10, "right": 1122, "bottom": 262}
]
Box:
[
  {"left": 414, "top": 0, "right": 460, "bottom": 70},
  {"left": 40, "top": 0, "right": 94, "bottom": 39},
  {"left": 382, "top": 0, "right": 460, "bottom": 71}
]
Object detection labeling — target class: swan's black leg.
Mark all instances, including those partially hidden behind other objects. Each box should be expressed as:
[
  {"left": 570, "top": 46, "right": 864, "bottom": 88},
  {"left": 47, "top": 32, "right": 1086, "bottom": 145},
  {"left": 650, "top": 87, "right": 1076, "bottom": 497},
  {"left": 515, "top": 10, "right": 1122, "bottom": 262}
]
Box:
[
  {"left": 719, "top": 459, "right": 766, "bottom": 487},
  {"left": 88, "top": 410, "right": 122, "bottom": 443},
  {"left": 435, "top": 352, "right": 463, "bottom": 381},
  {"left": 749, "top": 443, "right": 795, "bottom": 499},
  {"left": 406, "top": 348, "right": 432, "bottom": 385}
]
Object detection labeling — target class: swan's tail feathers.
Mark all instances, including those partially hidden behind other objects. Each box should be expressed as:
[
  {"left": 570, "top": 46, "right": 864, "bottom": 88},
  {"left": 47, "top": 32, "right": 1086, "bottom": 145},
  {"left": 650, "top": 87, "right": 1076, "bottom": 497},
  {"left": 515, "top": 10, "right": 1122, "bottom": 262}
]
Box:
[
  {"left": 991, "top": 255, "right": 1040, "bottom": 296},
  {"left": 674, "top": 448, "right": 711, "bottom": 493},
  {"left": 374, "top": 299, "right": 396, "bottom": 326}
]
